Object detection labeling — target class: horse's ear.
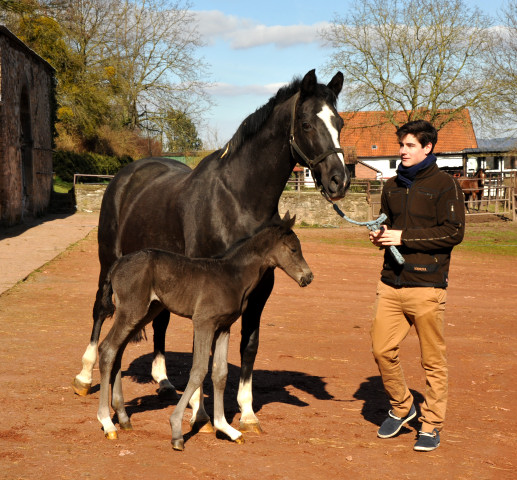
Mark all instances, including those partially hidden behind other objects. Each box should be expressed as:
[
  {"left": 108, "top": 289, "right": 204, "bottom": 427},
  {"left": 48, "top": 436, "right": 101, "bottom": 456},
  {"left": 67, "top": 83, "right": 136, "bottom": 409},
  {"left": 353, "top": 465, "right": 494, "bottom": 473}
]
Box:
[
  {"left": 282, "top": 211, "right": 296, "bottom": 228},
  {"left": 327, "top": 71, "right": 344, "bottom": 97},
  {"left": 300, "top": 69, "right": 317, "bottom": 97}
]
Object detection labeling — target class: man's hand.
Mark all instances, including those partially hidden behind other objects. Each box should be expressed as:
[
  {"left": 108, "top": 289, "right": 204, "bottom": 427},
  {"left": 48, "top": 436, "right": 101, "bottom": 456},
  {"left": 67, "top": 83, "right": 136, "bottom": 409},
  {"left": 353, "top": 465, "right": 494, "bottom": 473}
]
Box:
[{"left": 369, "top": 226, "right": 403, "bottom": 247}]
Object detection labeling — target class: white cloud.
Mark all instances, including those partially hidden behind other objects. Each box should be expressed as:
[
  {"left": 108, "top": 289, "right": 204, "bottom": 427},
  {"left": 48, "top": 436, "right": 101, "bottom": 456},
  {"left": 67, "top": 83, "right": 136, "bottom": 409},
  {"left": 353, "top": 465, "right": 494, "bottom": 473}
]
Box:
[
  {"left": 208, "top": 82, "right": 287, "bottom": 97},
  {"left": 194, "top": 10, "right": 329, "bottom": 49}
]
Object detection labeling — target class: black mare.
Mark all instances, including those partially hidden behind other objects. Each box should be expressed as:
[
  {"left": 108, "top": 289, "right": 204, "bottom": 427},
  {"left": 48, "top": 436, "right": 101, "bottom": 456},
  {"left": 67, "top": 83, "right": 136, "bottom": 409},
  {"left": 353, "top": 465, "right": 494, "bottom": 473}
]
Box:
[
  {"left": 96, "top": 215, "right": 313, "bottom": 450},
  {"left": 73, "top": 69, "right": 349, "bottom": 434}
]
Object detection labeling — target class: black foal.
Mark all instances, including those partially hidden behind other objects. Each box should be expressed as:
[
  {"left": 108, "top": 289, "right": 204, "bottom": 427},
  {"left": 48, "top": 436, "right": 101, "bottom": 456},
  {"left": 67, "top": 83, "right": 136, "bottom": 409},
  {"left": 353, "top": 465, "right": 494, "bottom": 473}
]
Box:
[{"left": 96, "top": 215, "right": 313, "bottom": 450}]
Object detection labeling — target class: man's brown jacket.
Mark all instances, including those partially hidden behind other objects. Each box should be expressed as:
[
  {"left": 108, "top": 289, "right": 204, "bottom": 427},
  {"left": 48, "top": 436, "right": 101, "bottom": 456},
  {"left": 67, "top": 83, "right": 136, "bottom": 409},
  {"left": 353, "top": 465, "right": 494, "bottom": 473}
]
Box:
[{"left": 379, "top": 162, "right": 465, "bottom": 288}]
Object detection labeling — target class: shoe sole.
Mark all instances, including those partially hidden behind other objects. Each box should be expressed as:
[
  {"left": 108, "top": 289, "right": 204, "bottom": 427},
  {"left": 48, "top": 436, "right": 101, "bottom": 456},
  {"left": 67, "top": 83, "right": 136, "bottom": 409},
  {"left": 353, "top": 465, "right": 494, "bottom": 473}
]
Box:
[
  {"left": 377, "top": 409, "right": 417, "bottom": 439},
  {"left": 414, "top": 442, "right": 440, "bottom": 452}
]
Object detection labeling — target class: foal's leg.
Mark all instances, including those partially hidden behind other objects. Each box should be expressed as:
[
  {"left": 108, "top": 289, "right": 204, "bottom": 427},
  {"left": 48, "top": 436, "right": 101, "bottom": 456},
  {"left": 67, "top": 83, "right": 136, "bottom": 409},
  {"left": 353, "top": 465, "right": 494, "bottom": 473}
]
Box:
[
  {"left": 212, "top": 329, "right": 243, "bottom": 444},
  {"left": 110, "top": 349, "right": 132, "bottom": 432},
  {"left": 151, "top": 310, "right": 178, "bottom": 399},
  {"left": 170, "top": 325, "right": 214, "bottom": 451},
  {"left": 187, "top": 332, "right": 213, "bottom": 432},
  {"left": 97, "top": 328, "right": 122, "bottom": 439},
  {"left": 97, "top": 306, "right": 152, "bottom": 439},
  {"left": 238, "top": 269, "right": 274, "bottom": 433}
]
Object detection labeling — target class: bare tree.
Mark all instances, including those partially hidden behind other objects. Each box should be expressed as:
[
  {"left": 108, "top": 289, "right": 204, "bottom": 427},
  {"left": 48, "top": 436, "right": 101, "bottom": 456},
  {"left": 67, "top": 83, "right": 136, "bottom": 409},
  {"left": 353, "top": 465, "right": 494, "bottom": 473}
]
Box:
[
  {"left": 321, "top": 0, "right": 495, "bottom": 130},
  {"left": 7, "top": 0, "right": 210, "bottom": 142},
  {"left": 484, "top": 0, "right": 517, "bottom": 135},
  {"left": 102, "top": 0, "right": 210, "bottom": 130}
]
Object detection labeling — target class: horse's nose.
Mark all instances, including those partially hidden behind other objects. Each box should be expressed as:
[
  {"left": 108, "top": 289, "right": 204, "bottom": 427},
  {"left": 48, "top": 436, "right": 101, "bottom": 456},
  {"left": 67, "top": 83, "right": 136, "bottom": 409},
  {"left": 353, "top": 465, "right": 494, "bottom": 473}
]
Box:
[
  {"left": 329, "top": 166, "right": 350, "bottom": 198},
  {"left": 299, "top": 271, "right": 314, "bottom": 287}
]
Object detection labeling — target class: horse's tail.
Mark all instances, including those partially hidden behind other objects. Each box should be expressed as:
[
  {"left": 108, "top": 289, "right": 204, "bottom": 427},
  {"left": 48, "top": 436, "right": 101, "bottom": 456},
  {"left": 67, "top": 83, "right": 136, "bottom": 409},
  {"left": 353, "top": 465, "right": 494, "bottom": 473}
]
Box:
[
  {"left": 101, "top": 263, "right": 147, "bottom": 344},
  {"left": 100, "top": 269, "right": 116, "bottom": 320}
]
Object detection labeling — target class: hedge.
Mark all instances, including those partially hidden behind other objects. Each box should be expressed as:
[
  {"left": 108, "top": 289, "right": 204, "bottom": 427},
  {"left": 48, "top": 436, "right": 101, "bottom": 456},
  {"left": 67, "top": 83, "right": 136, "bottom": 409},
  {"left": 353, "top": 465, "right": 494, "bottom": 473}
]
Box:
[{"left": 53, "top": 150, "right": 133, "bottom": 183}]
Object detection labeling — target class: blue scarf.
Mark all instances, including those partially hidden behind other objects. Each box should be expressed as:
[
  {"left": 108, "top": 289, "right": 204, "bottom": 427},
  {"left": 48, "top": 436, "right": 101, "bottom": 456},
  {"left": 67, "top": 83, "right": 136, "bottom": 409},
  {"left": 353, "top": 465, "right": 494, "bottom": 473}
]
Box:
[{"left": 396, "top": 153, "right": 436, "bottom": 188}]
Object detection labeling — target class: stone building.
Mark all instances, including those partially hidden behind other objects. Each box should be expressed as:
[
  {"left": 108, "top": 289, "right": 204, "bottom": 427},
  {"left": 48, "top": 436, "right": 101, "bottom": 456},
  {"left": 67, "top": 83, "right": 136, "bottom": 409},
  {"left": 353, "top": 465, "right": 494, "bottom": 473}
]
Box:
[{"left": 0, "top": 26, "right": 55, "bottom": 226}]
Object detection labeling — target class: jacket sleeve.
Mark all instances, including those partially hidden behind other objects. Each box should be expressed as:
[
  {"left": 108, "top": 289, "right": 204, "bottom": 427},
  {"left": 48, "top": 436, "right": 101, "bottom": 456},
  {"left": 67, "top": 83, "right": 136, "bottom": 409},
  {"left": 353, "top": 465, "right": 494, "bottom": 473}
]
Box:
[
  {"left": 401, "top": 176, "right": 465, "bottom": 251},
  {"left": 379, "top": 184, "right": 392, "bottom": 229}
]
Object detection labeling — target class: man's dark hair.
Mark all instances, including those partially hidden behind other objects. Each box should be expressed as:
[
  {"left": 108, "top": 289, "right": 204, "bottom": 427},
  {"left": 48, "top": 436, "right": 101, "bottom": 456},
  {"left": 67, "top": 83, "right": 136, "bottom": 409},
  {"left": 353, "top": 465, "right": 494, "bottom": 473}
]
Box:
[{"left": 396, "top": 120, "right": 438, "bottom": 153}]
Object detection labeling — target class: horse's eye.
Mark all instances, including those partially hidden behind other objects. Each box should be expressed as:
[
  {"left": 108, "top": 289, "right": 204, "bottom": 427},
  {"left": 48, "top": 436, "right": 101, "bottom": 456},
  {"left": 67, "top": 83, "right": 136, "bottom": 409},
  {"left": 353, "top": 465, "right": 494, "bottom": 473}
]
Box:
[{"left": 302, "top": 122, "right": 311, "bottom": 131}]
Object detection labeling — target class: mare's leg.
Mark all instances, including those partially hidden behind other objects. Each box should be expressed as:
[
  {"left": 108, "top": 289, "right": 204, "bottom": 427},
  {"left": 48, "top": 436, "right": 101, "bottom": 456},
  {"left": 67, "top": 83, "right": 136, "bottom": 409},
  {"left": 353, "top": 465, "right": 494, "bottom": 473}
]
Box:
[
  {"left": 151, "top": 310, "right": 178, "bottom": 398},
  {"left": 170, "top": 324, "right": 214, "bottom": 451},
  {"left": 212, "top": 329, "right": 243, "bottom": 444},
  {"left": 73, "top": 287, "right": 107, "bottom": 396},
  {"left": 238, "top": 269, "right": 274, "bottom": 433}
]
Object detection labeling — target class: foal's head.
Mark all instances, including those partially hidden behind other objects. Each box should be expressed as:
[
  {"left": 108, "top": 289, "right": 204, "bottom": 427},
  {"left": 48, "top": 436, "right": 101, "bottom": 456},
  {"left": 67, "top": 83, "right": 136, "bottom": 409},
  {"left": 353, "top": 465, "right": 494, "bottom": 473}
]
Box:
[{"left": 265, "top": 214, "right": 313, "bottom": 287}]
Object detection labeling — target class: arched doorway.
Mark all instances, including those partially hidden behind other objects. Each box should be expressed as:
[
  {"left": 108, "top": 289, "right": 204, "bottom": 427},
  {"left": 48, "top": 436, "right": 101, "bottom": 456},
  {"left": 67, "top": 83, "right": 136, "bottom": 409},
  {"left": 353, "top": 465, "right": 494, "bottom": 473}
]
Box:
[{"left": 20, "top": 86, "right": 33, "bottom": 218}]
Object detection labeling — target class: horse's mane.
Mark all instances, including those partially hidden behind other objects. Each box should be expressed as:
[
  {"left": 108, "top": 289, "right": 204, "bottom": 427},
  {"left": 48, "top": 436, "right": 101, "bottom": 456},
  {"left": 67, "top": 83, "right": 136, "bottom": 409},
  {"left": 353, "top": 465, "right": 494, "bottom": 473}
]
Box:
[
  {"left": 219, "top": 74, "right": 339, "bottom": 159},
  {"left": 219, "top": 78, "right": 301, "bottom": 159}
]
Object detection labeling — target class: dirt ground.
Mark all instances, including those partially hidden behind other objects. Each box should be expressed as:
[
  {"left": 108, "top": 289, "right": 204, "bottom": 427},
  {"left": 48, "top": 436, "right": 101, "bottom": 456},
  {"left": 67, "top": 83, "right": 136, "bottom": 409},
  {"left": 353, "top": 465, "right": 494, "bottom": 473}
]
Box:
[{"left": 0, "top": 219, "right": 515, "bottom": 480}]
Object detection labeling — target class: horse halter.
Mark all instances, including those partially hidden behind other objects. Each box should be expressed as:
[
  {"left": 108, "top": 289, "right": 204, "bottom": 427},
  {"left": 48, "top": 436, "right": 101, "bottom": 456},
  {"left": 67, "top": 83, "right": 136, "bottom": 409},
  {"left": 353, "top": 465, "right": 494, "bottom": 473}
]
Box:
[{"left": 288, "top": 92, "right": 344, "bottom": 171}]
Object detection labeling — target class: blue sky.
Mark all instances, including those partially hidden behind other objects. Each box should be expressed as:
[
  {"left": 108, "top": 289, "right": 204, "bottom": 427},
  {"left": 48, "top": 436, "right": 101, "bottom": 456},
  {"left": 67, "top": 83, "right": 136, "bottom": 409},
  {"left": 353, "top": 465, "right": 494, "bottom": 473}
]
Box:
[{"left": 191, "top": 0, "right": 507, "bottom": 147}]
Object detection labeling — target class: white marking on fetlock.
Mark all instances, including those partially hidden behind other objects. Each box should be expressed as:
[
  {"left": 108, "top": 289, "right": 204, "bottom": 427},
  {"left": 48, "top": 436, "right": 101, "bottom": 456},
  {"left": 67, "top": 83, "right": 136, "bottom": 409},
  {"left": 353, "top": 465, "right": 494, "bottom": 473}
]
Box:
[
  {"left": 76, "top": 343, "right": 97, "bottom": 385},
  {"left": 97, "top": 413, "right": 117, "bottom": 435},
  {"left": 152, "top": 352, "right": 169, "bottom": 384},
  {"left": 237, "top": 378, "right": 257, "bottom": 424},
  {"left": 214, "top": 418, "right": 242, "bottom": 442},
  {"left": 317, "top": 106, "right": 345, "bottom": 166}
]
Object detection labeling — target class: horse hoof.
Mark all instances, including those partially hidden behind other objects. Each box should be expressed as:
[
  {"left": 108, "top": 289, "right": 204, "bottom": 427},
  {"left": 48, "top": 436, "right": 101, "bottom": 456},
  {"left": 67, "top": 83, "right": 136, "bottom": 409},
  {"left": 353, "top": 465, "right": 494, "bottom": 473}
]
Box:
[
  {"left": 72, "top": 378, "right": 91, "bottom": 396},
  {"left": 158, "top": 382, "right": 179, "bottom": 401},
  {"left": 239, "top": 421, "right": 263, "bottom": 434},
  {"left": 119, "top": 421, "right": 133, "bottom": 431},
  {"left": 171, "top": 438, "right": 184, "bottom": 451},
  {"left": 190, "top": 419, "right": 215, "bottom": 433},
  {"left": 234, "top": 435, "right": 245, "bottom": 445},
  {"left": 105, "top": 431, "right": 118, "bottom": 440}
]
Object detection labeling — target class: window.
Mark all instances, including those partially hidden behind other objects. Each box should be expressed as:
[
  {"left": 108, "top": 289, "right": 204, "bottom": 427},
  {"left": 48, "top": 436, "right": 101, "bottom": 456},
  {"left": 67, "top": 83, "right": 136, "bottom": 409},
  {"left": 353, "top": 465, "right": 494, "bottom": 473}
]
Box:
[{"left": 389, "top": 159, "right": 397, "bottom": 169}]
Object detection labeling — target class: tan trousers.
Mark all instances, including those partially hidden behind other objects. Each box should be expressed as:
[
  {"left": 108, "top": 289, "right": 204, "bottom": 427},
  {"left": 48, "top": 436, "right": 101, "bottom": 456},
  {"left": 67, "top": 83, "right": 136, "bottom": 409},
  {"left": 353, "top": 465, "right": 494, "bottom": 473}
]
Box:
[{"left": 371, "top": 281, "right": 448, "bottom": 432}]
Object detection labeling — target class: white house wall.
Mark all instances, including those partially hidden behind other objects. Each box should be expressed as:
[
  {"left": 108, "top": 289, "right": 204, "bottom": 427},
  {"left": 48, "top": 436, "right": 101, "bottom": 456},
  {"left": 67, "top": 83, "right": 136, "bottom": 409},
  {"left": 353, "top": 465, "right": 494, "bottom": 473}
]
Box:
[{"left": 361, "top": 155, "right": 465, "bottom": 179}]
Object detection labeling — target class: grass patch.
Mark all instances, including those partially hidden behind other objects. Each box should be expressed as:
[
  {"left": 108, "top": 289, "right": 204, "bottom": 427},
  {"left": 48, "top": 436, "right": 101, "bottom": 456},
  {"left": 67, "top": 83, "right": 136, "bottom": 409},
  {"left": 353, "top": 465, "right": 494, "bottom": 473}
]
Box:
[
  {"left": 53, "top": 176, "right": 73, "bottom": 193},
  {"left": 296, "top": 221, "right": 517, "bottom": 257},
  {"left": 457, "top": 221, "right": 517, "bottom": 256}
]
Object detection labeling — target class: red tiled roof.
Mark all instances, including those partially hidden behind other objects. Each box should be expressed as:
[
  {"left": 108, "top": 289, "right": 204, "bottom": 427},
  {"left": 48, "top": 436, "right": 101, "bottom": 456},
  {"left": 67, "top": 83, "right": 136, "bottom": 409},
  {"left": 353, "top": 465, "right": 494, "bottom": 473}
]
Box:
[{"left": 339, "top": 110, "right": 478, "bottom": 157}]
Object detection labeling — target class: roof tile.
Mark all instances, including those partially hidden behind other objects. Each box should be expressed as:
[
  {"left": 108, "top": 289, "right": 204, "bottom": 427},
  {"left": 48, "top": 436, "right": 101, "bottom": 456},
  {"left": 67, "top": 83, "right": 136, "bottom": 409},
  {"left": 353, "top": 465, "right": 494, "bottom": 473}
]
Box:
[{"left": 339, "top": 110, "right": 478, "bottom": 157}]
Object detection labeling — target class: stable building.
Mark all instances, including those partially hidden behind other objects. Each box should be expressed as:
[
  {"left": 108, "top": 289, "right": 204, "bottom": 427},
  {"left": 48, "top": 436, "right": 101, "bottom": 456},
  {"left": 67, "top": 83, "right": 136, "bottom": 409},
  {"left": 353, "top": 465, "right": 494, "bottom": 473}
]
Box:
[
  {"left": 339, "top": 110, "right": 478, "bottom": 179},
  {"left": 0, "top": 26, "right": 55, "bottom": 226}
]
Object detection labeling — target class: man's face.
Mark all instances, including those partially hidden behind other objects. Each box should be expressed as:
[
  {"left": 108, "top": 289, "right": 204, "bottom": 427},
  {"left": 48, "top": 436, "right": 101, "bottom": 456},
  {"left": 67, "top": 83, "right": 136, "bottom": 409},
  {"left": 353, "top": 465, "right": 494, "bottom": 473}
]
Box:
[{"left": 399, "top": 134, "right": 432, "bottom": 167}]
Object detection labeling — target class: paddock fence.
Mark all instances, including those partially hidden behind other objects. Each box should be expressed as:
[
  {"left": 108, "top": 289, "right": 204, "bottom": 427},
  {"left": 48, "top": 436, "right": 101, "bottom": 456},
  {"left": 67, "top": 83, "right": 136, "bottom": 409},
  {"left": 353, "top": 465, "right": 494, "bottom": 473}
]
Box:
[
  {"left": 369, "top": 173, "right": 516, "bottom": 221},
  {"left": 459, "top": 172, "right": 516, "bottom": 220}
]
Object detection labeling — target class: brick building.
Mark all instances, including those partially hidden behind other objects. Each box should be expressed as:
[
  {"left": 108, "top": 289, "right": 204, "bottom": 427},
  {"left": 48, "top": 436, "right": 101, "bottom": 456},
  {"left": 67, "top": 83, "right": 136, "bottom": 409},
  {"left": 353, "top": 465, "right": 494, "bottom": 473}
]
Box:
[
  {"left": 339, "top": 110, "right": 478, "bottom": 179},
  {"left": 0, "top": 26, "right": 55, "bottom": 226}
]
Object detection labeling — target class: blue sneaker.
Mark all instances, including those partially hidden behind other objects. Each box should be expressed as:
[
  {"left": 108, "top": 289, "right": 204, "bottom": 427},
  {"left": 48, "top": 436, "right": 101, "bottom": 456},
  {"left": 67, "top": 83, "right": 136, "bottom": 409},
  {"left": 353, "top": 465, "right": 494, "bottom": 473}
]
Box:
[
  {"left": 377, "top": 404, "right": 416, "bottom": 438},
  {"left": 414, "top": 428, "right": 440, "bottom": 451}
]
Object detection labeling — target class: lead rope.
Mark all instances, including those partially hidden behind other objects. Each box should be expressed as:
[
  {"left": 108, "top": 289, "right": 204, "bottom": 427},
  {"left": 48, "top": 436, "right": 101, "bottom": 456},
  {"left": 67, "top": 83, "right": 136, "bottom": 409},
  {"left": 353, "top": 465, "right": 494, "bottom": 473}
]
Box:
[{"left": 330, "top": 201, "right": 405, "bottom": 265}]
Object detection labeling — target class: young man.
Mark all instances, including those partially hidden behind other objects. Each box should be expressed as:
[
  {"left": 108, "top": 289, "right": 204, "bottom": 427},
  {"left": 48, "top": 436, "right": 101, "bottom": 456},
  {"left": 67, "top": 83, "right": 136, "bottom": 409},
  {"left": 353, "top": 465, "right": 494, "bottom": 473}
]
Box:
[{"left": 369, "top": 120, "right": 465, "bottom": 452}]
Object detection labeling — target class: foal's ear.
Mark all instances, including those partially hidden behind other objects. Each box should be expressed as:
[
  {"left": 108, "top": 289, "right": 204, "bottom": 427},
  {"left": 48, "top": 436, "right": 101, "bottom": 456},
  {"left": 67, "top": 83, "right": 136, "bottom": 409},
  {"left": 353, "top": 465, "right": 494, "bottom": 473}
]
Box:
[
  {"left": 327, "top": 71, "right": 344, "bottom": 97},
  {"left": 282, "top": 211, "right": 296, "bottom": 228},
  {"left": 300, "top": 69, "right": 317, "bottom": 97}
]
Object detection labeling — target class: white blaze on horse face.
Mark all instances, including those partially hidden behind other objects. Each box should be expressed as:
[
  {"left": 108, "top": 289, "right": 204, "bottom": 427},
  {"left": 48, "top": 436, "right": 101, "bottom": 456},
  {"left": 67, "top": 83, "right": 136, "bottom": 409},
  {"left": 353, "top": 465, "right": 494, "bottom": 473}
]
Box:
[{"left": 317, "top": 105, "right": 345, "bottom": 166}]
